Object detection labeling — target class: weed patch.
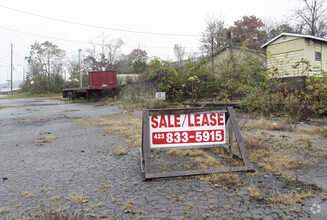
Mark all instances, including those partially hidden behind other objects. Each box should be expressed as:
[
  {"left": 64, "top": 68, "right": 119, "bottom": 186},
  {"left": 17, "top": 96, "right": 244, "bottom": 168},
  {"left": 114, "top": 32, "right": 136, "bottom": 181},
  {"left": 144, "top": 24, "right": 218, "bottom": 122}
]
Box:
[
  {"left": 243, "top": 118, "right": 292, "bottom": 131},
  {"left": 167, "top": 149, "right": 223, "bottom": 170},
  {"left": 198, "top": 173, "right": 243, "bottom": 187},
  {"left": 75, "top": 113, "right": 142, "bottom": 149},
  {"left": 265, "top": 191, "right": 315, "bottom": 206},
  {"left": 68, "top": 192, "right": 89, "bottom": 204},
  {"left": 296, "top": 126, "right": 327, "bottom": 139},
  {"left": 26, "top": 207, "right": 85, "bottom": 219},
  {"left": 248, "top": 187, "right": 260, "bottom": 200},
  {"left": 0, "top": 208, "right": 10, "bottom": 214},
  {"left": 114, "top": 146, "right": 128, "bottom": 155},
  {"left": 33, "top": 135, "right": 56, "bottom": 144}
]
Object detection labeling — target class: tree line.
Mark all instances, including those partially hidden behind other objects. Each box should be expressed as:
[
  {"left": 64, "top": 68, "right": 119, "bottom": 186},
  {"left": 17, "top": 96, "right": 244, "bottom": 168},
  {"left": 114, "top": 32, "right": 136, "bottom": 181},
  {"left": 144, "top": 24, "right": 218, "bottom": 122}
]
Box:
[{"left": 21, "top": 0, "right": 327, "bottom": 95}]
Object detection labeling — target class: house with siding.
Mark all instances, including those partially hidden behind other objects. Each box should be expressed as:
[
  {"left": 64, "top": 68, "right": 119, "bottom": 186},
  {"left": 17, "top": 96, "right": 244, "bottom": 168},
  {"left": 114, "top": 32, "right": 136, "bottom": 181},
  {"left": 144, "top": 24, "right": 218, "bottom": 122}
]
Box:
[
  {"left": 213, "top": 46, "right": 265, "bottom": 64},
  {"left": 261, "top": 33, "right": 327, "bottom": 77}
]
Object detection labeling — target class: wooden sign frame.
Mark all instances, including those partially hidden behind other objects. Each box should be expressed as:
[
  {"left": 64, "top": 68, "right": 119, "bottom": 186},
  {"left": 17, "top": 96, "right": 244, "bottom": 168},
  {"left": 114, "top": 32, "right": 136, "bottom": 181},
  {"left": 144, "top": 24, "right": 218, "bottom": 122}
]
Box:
[{"left": 140, "top": 107, "right": 253, "bottom": 180}]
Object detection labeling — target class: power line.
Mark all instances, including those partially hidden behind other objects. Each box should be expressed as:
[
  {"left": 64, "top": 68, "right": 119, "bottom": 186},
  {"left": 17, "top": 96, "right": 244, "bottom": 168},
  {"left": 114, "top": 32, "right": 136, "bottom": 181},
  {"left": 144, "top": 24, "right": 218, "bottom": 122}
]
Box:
[
  {"left": 0, "top": 26, "right": 92, "bottom": 45},
  {"left": 0, "top": 26, "right": 199, "bottom": 49},
  {"left": 0, "top": 4, "right": 201, "bottom": 37},
  {"left": 0, "top": 53, "right": 11, "bottom": 59},
  {"left": 0, "top": 60, "right": 10, "bottom": 65}
]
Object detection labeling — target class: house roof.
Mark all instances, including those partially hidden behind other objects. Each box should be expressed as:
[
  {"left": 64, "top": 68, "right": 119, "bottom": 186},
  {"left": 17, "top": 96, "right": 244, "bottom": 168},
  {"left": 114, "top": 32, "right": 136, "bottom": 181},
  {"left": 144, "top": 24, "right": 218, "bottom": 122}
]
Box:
[
  {"left": 213, "top": 45, "right": 263, "bottom": 57},
  {"left": 261, "top": 33, "right": 327, "bottom": 48}
]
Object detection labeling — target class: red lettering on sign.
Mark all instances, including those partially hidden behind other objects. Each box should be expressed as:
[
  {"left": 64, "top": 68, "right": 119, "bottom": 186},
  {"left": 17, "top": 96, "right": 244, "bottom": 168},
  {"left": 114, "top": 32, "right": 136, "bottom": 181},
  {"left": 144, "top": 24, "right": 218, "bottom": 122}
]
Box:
[
  {"left": 174, "top": 115, "right": 181, "bottom": 127},
  {"left": 194, "top": 114, "right": 200, "bottom": 127},
  {"left": 209, "top": 113, "right": 216, "bottom": 126},
  {"left": 167, "top": 115, "right": 174, "bottom": 127},
  {"left": 151, "top": 115, "right": 158, "bottom": 128},
  {"left": 217, "top": 113, "right": 224, "bottom": 126},
  {"left": 188, "top": 115, "right": 194, "bottom": 127},
  {"left": 159, "top": 115, "right": 167, "bottom": 128},
  {"left": 152, "top": 129, "right": 225, "bottom": 145},
  {"left": 202, "top": 114, "right": 209, "bottom": 126}
]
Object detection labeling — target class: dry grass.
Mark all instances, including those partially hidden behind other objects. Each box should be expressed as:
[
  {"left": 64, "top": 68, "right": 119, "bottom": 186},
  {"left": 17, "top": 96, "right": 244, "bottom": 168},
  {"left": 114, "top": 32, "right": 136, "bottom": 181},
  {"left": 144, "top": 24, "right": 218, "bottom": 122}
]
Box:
[
  {"left": 0, "top": 208, "right": 10, "bottom": 214},
  {"left": 167, "top": 149, "right": 206, "bottom": 157},
  {"left": 243, "top": 135, "right": 264, "bottom": 153},
  {"left": 15, "top": 114, "right": 65, "bottom": 122},
  {"left": 90, "top": 202, "right": 104, "bottom": 209},
  {"left": 198, "top": 173, "right": 243, "bottom": 187},
  {"left": 322, "top": 190, "right": 327, "bottom": 200},
  {"left": 75, "top": 113, "right": 142, "bottom": 149},
  {"left": 259, "top": 152, "right": 306, "bottom": 173},
  {"left": 50, "top": 196, "right": 61, "bottom": 201},
  {"left": 20, "top": 191, "right": 36, "bottom": 198},
  {"left": 265, "top": 191, "right": 315, "bottom": 206},
  {"left": 33, "top": 135, "right": 56, "bottom": 144},
  {"left": 68, "top": 192, "right": 88, "bottom": 204},
  {"left": 121, "top": 199, "right": 135, "bottom": 213},
  {"left": 88, "top": 212, "right": 108, "bottom": 218},
  {"left": 244, "top": 133, "right": 309, "bottom": 177},
  {"left": 167, "top": 149, "right": 222, "bottom": 170},
  {"left": 296, "top": 126, "right": 327, "bottom": 139},
  {"left": 114, "top": 146, "right": 128, "bottom": 155},
  {"left": 166, "top": 147, "right": 246, "bottom": 185},
  {"left": 34, "top": 208, "right": 85, "bottom": 220},
  {"left": 243, "top": 117, "right": 292, "bottom": 131},
  {"left": 248, "top": 187, "right": 260, "bottom": 200}
]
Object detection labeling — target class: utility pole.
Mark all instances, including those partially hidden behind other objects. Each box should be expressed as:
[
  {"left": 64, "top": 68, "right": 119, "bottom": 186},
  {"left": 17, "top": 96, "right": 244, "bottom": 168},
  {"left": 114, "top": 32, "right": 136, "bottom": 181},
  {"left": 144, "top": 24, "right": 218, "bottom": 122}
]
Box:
[
  {"left": 23, "top": 66, "right": 25, "bottom": 83},
  {"left": 211, "top": 34, "right": 214, "bottom": 74},
  {"left": 48, "top": 51, "right": 51, "bottom": 86},
  {"left": 78, "top": 49, "right": 82, "bottom": 87},
  {"left": 10, "top": 44, "right": 13, "bottom": 92}
]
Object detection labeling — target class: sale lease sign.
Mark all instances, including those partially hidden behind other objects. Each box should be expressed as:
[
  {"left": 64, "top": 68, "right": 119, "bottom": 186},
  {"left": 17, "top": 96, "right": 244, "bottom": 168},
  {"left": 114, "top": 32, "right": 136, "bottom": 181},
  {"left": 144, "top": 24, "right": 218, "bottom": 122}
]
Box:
[{"left": 149, "top": 112, "right": 226, "bottom": 148}]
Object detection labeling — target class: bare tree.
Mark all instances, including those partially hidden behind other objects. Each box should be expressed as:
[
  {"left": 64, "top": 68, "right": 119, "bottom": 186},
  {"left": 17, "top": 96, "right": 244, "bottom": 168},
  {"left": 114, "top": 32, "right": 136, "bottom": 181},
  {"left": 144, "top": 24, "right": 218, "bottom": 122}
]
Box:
[
  {"left": 200, "top": 16, "right": 229, "bottom": 57},
  {"left": 84, "top": 33, "right": 124, "bottom": 71},
  {"left": 174, "top": 43, "right": 186, "bottom": 68},
  {"left": 106, "top": 38, "right": 124, "bottom": 70},
  {"left": 263, "top": 18, "right": 296, "bottom": 39},
  {"left": 293, "top": 0, "right": 327, "bottom": 37}
]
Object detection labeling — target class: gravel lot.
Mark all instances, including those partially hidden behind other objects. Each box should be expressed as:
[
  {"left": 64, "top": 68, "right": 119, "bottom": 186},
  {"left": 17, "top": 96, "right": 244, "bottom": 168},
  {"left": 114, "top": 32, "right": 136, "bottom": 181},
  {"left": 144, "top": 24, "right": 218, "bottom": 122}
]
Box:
[{"left": 0, "top": 97, "right": 327, "bottom": 219}]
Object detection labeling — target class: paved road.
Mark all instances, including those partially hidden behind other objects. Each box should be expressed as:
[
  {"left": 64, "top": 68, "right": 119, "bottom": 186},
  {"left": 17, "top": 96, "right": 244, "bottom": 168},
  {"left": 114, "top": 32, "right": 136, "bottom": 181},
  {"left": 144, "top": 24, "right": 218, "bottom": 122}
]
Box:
[{"left": 0, "top": 98, "right": 326, "bottom": 219}]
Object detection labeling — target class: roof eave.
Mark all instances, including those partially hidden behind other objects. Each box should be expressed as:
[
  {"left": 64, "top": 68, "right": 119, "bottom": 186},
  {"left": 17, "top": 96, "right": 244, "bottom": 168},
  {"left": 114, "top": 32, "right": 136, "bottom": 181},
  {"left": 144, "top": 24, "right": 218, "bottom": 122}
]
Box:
[{"left": 261, "top": 32, "right": 327, "bottom": 48}]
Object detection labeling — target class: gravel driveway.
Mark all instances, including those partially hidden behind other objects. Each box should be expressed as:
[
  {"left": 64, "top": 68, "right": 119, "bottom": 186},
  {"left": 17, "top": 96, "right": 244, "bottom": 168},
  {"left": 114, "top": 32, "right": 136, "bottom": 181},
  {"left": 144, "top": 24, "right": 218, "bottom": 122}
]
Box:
[{"left": 0, "top": 97, "right": 326, "bottom": 219}]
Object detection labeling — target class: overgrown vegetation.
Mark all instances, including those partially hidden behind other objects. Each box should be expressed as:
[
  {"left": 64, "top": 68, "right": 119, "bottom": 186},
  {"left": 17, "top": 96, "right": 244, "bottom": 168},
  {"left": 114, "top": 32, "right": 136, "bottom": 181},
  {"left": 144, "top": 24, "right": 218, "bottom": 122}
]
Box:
[
  {"left": 140, "top": 48, "right": 266, "bottom": 102},
  {"left": 15, "top": 37, "right": 326, "bottom": 121},
  {"left": 240, "top": 58, "right": 327, "bottom": 120},
  {"left": 0, "top": 91, "right": 62, "bottom": 99},
  {"left": 243, "top": 119, "right": 327, "bottom": 179}
]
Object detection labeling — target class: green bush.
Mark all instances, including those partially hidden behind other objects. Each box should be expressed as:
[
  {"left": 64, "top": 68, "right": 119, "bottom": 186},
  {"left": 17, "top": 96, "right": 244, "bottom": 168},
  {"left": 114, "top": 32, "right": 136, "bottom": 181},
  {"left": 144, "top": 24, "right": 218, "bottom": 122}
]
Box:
[
  {"left": 240, "top": 58, "right": 327, "bottom": 119},
  {"left": 125, "top": 76, "right": 134, "bottom": 84}
]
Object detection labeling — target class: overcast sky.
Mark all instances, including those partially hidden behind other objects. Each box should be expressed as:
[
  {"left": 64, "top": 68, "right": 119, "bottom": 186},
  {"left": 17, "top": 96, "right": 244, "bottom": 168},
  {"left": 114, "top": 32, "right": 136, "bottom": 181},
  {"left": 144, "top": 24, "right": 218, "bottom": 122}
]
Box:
[{"left": 0, "top": 0, "right": 297, "bottom": 84}]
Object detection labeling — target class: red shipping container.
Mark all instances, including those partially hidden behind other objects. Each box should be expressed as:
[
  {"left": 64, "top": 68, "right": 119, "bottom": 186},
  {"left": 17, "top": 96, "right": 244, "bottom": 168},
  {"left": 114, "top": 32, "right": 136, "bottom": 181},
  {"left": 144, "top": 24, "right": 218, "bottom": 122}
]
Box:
[{"left": 88, "top": 71, "right": 118, "bottom": 89}]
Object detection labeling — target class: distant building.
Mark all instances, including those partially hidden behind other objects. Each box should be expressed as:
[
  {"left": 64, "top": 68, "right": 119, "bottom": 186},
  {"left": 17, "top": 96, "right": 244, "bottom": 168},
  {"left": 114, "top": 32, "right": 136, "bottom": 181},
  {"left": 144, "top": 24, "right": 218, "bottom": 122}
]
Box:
[
  {"left": 212, "top": 46, "right": 266, "bottom": 65},
  {"left": 262, "top": 33, "right": 327, "bottom": 77}
]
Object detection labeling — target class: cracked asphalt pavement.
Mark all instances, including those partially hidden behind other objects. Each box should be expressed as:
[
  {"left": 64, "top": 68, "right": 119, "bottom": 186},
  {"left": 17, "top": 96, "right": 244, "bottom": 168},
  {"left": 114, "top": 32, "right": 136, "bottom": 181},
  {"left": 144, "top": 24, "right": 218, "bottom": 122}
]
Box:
[{"left": 0, "top": 97, "right": 326, "bottom": 219}]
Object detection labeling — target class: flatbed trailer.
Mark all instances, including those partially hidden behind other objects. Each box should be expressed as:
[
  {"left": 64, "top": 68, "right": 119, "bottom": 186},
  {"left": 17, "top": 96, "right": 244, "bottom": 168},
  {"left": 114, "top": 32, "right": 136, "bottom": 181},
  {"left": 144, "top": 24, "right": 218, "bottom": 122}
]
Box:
[{"left": 63, "top": 71, "right": 117, "bottom": 101}]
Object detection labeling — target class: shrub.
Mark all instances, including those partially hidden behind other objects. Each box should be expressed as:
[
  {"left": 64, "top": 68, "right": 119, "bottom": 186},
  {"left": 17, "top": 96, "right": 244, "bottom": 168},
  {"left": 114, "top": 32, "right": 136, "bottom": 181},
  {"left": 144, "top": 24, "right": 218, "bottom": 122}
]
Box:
[
  {"left": 240, "top": 58, "right": 327, "bottom": 119},
  {"left": 125, "top": 76, "right": 134, "bottom": 84}
]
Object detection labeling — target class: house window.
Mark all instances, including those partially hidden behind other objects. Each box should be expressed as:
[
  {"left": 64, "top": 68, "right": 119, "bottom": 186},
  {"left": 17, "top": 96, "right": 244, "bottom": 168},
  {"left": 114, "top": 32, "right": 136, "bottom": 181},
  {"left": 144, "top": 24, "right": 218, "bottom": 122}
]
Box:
[{"left": 315, "top": 51, "right": 322, "bottom": 61}]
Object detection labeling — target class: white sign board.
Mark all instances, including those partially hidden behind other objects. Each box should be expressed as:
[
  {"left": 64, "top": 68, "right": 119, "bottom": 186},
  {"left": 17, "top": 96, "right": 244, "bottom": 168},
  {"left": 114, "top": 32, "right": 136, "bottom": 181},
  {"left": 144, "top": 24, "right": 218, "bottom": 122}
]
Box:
[
  {"left": 155, "top": 92, "right": 166, "bottom": 100},
  {"left": 149, "top": 112, "right": 226, "bottom": 148}
]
